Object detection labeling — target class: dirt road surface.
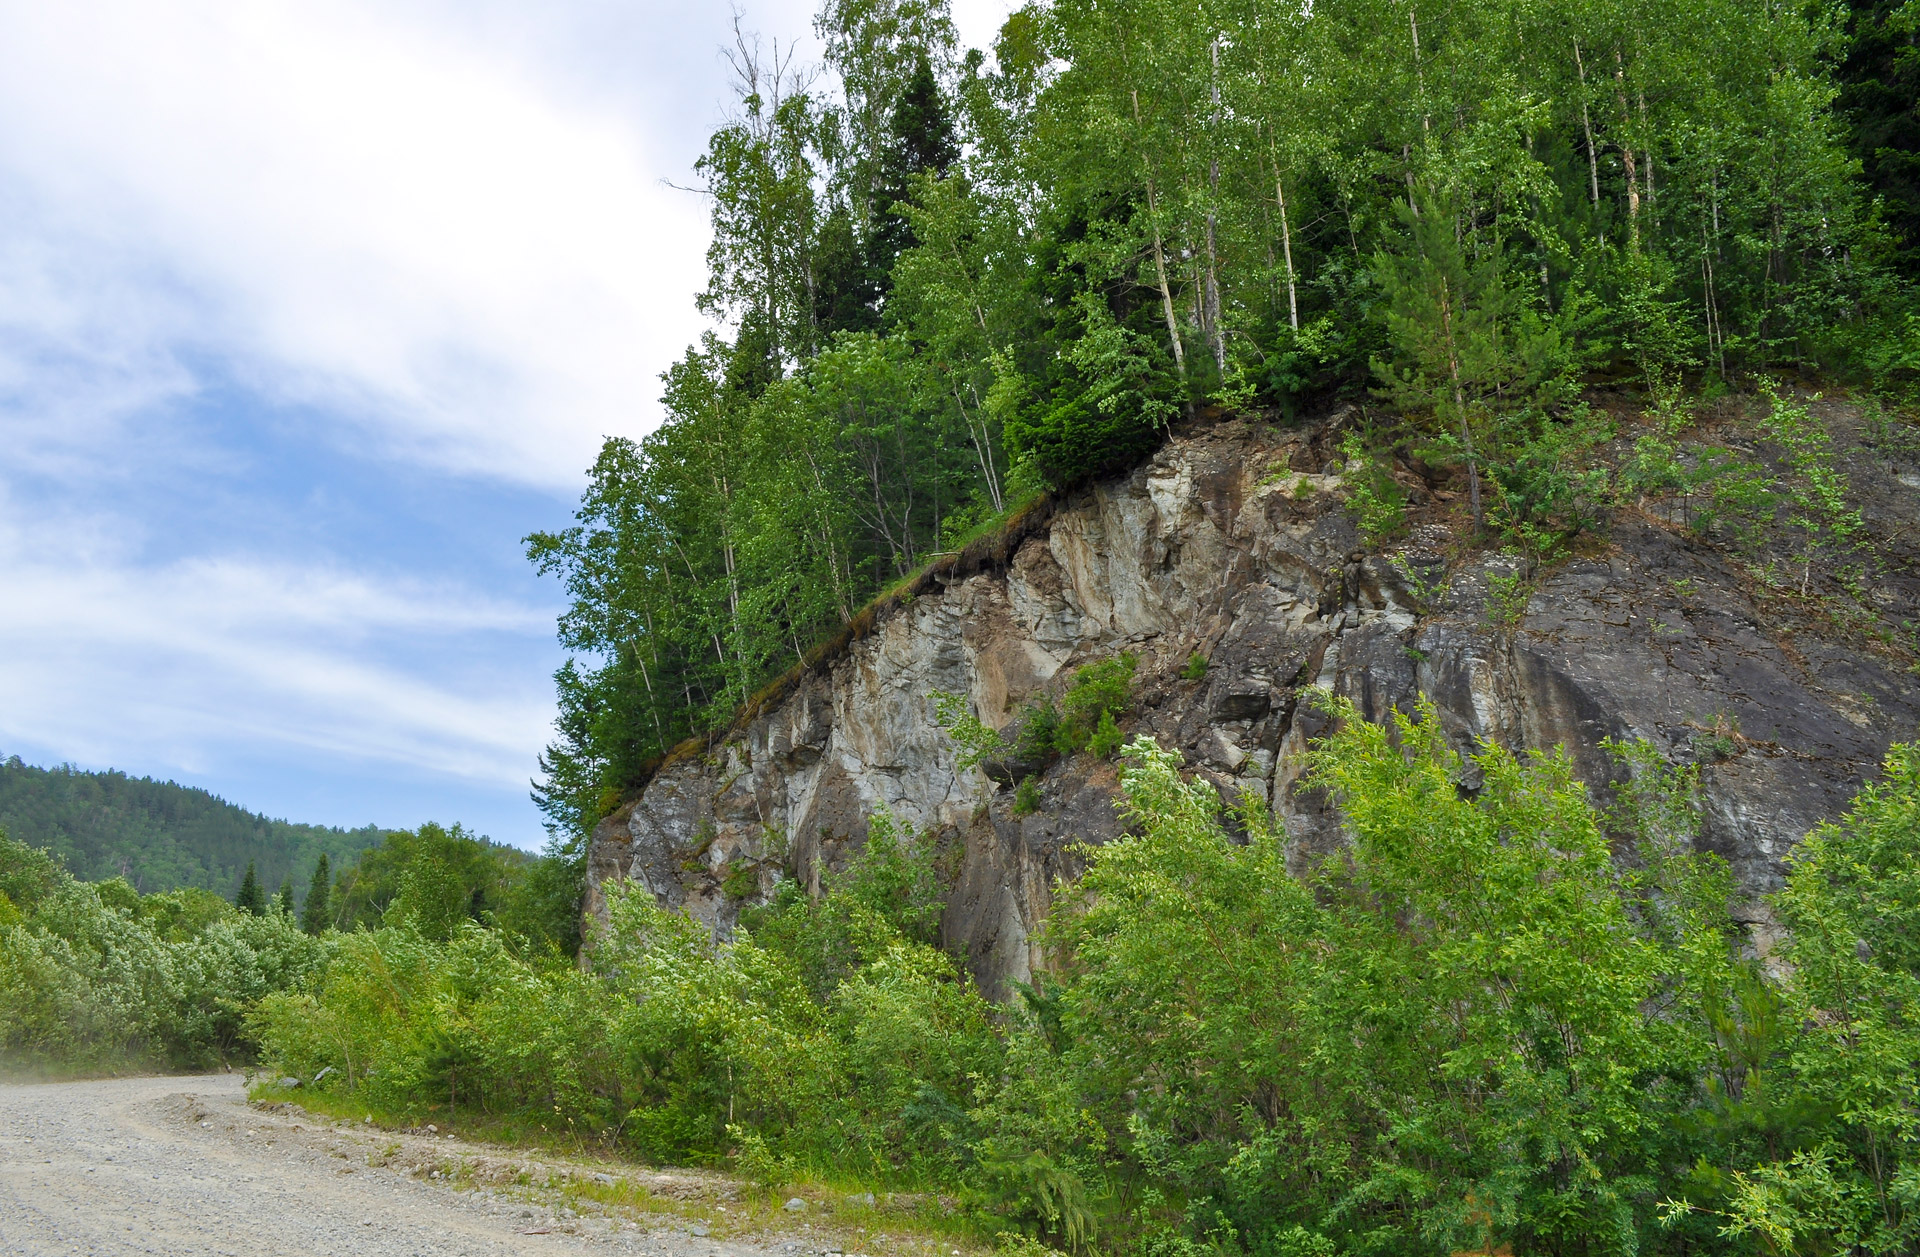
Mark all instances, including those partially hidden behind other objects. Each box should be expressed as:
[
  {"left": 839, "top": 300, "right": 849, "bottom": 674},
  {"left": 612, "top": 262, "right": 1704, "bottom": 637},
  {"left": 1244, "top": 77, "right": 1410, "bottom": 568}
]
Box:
[{"left": 0, "top": 1074, "right": 842, "bottom": 1257}]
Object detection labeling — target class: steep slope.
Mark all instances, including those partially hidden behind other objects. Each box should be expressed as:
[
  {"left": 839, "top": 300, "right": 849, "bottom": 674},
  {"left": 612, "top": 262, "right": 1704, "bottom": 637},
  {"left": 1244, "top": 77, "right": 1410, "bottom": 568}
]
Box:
[
  {"left": 586, "top": 395, "right": 1920, "bottom": 997},
  {"left": 0, "top": 757, "right": 384, "bottom": 895}
]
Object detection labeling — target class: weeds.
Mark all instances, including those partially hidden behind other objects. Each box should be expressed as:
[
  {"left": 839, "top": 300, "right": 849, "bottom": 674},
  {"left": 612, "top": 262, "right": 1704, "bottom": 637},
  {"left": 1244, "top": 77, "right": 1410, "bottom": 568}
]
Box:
[
  {"left": 1484, "top": 568, "right": 1534, "bottom": 632},
  {"left": 1337, "top": 432, "right": 1406, "bottom": 545}
]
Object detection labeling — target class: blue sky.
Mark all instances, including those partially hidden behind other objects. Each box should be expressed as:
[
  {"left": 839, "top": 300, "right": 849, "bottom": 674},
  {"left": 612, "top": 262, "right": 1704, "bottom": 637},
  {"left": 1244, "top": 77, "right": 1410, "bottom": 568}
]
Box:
[{"left": 0, "top": 0, "right": 1012, "bottom": 849}]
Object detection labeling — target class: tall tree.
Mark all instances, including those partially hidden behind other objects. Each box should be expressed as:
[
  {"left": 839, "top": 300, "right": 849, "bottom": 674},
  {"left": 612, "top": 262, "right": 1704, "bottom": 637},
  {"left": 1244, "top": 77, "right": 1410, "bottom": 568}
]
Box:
[
  {"left": 867, "top": 55, "right": 960, "bottom": 298},
  {"left": 234, "top": 860, "right": 265, "bottom": 917},
  {"left": 815, "top": 0, "right": 958, "bottom": 226},
  {"left": 1835, "top": 0, "right": 1920, "bottom": 270},
  {"left": 299, "top": 853, "right": 331, "bottom": 935}
]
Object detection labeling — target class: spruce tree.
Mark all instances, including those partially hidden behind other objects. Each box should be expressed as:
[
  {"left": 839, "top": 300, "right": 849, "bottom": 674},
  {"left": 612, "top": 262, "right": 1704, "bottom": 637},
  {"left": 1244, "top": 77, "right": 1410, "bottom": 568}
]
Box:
[
  {"left": 865, "top": 55, "right": 958, "bottom": 299},
  {"left": 300, "top": 853, "right": 331, "bottom": 935},
  {"left": 275, "top": 877, "right": 295, "bottom": 915},
  {"left": 234, "top": 860, "right": 266, "bottom": 916}
]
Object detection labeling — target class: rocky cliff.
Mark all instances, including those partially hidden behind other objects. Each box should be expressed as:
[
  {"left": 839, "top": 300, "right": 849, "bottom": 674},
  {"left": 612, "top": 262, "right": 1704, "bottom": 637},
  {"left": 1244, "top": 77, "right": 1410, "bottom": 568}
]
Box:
[{"left": 586, "top": 396, "right": 1920, "bottom": 998}]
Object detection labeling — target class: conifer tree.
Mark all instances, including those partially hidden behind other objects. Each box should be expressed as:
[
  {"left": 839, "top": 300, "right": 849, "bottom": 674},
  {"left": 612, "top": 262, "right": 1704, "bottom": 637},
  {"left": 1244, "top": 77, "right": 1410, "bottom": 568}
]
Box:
[
  {"left": 300, "top": 853, "right": 331, "bottom": 935},
  {"left": 234, "top": 860, "right": 266, "bottom": 916},
  {"left": 866, "top": 55, "right": 959, "bottom": 296},
  {"left": 275, "top": 877, "right": 295, "bottom": 915}
]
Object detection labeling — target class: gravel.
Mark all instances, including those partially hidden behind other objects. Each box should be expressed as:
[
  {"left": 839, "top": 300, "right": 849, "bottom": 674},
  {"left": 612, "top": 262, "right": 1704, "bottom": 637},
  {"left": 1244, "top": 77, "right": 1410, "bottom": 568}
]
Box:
[{"left": 0, "top": 1073, "right": 797, "bottom": 1257}]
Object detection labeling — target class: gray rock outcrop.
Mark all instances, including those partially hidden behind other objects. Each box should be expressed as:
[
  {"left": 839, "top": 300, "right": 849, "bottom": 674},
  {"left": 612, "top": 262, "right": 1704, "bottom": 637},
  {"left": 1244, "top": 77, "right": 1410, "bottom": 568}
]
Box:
[{"left": 586, "top": 400, "right": 1920, "bottom": 998}]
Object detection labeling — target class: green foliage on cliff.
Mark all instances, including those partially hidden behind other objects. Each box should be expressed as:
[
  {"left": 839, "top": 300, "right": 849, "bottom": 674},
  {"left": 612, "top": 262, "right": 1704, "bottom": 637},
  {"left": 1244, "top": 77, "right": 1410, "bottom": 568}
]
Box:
[
  {"left": 249, "top": 713, "right": 1920, "bottom": 1255},
  {"left": 0, "top": 754, "right": 383, "bottom": 898},
  {"left": 528, "top": 0, "right": 1919, "bottom": 838}
]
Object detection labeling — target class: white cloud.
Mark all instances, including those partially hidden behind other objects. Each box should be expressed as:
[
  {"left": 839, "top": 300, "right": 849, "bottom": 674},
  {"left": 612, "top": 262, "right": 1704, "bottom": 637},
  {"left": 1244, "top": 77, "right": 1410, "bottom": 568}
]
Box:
[
  {"left": 0, "top": 0, "right": 1022, "bottom": 830},
  {"left": 0, "top": 0, "right": 1023, "bottom": 491},
  {"left": 0, "top": 499, "right": 556, "bottom": 787},
  {"left": 0, "top": 0, "right": 712, "bottom": 490}
]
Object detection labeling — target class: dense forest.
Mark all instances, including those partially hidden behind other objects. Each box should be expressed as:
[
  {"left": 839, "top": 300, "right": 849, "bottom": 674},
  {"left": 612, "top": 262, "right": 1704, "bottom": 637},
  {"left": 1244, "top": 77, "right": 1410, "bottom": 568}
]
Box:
[
  {"left": 527, "top": 0, "right": 1920, "bottom": 840},
  {"left": 0, "top": 754, "right": 384, "bottom": 897}
]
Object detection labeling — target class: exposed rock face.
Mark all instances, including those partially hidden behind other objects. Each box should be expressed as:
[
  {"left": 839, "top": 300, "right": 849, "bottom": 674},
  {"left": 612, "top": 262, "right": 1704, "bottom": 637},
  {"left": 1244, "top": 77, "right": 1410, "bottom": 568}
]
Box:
[{"left": 587, "top": 401, "right": 1920, "bottom": 998}]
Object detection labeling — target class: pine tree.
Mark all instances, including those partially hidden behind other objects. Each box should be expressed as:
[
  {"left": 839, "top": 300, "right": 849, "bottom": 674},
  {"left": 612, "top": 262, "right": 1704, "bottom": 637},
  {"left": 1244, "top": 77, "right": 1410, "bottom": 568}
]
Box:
[
  {"left": 275, "top": 877, "right": 295, "bottom": 915},
  {"left": 300, "top": 853, "right": 331, "bottom": 935},
  {"left": 234, "top": 860, "right": 266, "bottom": 916},
  {"left": 866, "top": 55, "right": 959, "bottom": 299}
]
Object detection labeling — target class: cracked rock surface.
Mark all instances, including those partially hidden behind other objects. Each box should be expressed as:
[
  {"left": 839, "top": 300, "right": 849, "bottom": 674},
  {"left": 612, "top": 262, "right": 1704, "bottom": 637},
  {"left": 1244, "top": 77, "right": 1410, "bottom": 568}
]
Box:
[{"left": 587, "top": 401, "right": 1920, "bottom": 996}]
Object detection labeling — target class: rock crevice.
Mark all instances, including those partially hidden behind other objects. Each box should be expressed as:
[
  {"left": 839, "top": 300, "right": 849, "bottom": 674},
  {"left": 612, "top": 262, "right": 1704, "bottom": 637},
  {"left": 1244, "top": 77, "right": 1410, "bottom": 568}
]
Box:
[{"left": 587, "top": 406, "right": 1920, "bottom": 997}]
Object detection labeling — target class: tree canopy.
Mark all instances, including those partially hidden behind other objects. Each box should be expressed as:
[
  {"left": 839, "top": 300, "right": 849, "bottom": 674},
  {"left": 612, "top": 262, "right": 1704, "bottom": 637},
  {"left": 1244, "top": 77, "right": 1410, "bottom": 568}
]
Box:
[{"left": 527, "top": 0, "right": 1917, "bottom": 838}]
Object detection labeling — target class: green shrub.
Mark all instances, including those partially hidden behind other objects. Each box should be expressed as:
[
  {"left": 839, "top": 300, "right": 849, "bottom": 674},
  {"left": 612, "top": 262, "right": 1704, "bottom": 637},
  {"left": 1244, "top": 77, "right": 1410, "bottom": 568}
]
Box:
[
  {"left": 1012, "top": 696, "right": 1064, "bottom": 767},
  {"left": 933, "top": 691, "right": 1012, "bottom": 772},
  {"left": 220, "top": 722, "right": 1920, "bottom": 1255},
  {"left": 939, "top": 654, "right": 1136, "bottom": 780},
  {"left": 1483, "top": 567, "right": 1534, "bottom": 631},
  {"left": 1760, "top": 385, "right": 1868, "bottom": 593},
  {"left": 0, "top": 830, "right": 323, "bottom": 1073},
  {"left": 1720, "top": 742, "right": 1920, "bottom": 1252},
  {"left": 1179, "top": 652, "right": 1209, "bottom": 681},
  {"left": 1337, "top": 432, "right": 1406, "bottom": 545},
  {"left": 1086, "top": 711, "right": 1124, "bottom": 759},
  {"left": 1055, "top": 654, "right": 1137, "bottom": 756},
  {"left": 721, "top": 860, "right": 761, "bottom": 901},
  {"left": 1004, "top": 296, "right": 1178, "bottom": 491}
]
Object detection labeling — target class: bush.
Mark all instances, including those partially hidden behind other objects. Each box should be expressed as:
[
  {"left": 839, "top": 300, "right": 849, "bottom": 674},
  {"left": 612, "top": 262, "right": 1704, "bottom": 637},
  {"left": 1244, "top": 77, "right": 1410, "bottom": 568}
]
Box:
[
  {"left": 1055, "top": 654, "right": 1136, "bottom": 755},
  {"left": 254, "top": 811, "right": 992, "bottom": 1181},
  {"left": 935, "top": 653, "right": 1137, "bottom": 783},
  {"left": 0, "top": 830, "right": 322, "bottom": 1072},
  {"left": 231, "top": 718, "right": 1920, "bottom": 1257},
  {"left": 1004, "top": 296, "right": 1178, "bottom": 491}
]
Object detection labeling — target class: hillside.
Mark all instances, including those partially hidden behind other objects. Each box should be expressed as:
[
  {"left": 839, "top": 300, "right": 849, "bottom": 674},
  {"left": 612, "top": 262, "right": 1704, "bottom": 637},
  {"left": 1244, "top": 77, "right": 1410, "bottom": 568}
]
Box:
[
  {"left": 584, "top": 391, "right": 1920, "bottom": 995},
  {"left": 0, "top": 755, "right": 384, "bottom": 896}
]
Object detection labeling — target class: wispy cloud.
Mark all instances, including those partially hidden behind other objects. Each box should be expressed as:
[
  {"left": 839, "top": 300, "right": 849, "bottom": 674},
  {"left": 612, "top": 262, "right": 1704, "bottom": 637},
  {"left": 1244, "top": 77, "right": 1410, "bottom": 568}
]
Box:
[
  {"left": 0, "top": 0, "right": 1018, "bottom": 839},
  {"left": 0, "top": 500, "right": 555, "bottom": 787},
  {"left": 0, "top": 0, "right": 712, "bottom": 491}
]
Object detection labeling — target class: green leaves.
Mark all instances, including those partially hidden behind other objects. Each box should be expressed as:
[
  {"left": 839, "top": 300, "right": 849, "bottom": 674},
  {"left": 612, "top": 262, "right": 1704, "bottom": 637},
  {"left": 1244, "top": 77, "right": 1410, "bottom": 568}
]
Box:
[{"left": 1021, "top": 705, "right": 1750, "bottom": 1251}]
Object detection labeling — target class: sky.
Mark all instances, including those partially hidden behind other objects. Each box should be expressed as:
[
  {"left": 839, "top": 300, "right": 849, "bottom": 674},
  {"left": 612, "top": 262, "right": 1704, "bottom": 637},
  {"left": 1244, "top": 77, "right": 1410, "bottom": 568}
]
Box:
[{"left": 0, "top": 0, "right": 1015, "bottom": 849}]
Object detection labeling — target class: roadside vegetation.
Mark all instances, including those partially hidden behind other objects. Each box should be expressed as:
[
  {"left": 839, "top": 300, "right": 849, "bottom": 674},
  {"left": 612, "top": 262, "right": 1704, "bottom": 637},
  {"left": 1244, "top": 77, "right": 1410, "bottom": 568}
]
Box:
[
  {"left": 222, "top": 718, "right": 1920, "bottom": 1257},
  {"left": 9, "top": 691, "right": 1920, "bottom": 1253},
  {"left": 0, "top": 819, "right": 576, "bottom": 1076}
]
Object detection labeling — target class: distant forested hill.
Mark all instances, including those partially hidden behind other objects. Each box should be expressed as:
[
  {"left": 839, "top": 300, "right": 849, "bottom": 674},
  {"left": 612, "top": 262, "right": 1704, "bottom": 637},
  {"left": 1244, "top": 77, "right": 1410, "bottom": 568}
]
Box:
[{"left": 0, "top": 756, "right": 384, "bottom": 896}]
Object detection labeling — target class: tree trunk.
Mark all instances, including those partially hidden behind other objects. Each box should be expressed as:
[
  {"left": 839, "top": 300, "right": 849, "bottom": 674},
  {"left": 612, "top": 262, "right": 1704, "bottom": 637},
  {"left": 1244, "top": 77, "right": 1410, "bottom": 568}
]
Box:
[
  {"left": 1613, "top": 50, "right": 1641, "bottom": 250},
  {"left": 1132, "top": 88, "right": 1187, "bottom": 377},
  {"left": 1203, "top": 39, "right": 1226, "bottom": 371},
  {"left": 956, "top": 384, "right": 1005, "bottom": 513},
  {"left": 1573, "top": 39, "right": 1601, "bottom": 211},
  {"left": 1271, "top": 141, "right": 1299, "bottom": 331},
  {"left": 1410, "top": 5, "right": 1431, "bottom": 138},
  {"left": 1638, "top": 89, "right": 1657, "bottom": 211},
  {"left": 1438, "top": 277, "right": 1484, "bottom": 533}
]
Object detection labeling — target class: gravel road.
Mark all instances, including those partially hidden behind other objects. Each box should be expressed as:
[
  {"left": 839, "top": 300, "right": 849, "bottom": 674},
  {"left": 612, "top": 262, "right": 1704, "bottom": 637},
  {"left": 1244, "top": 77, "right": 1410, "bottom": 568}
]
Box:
[{"left": 0, "top": 1074, "right": 862, "bottom": 1257}]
